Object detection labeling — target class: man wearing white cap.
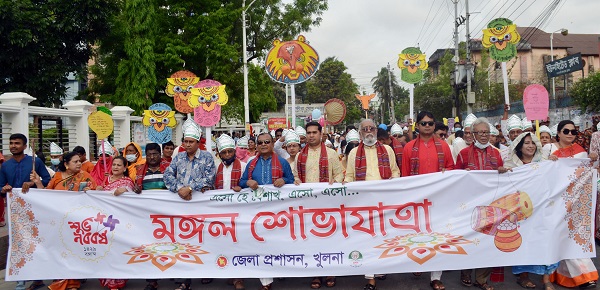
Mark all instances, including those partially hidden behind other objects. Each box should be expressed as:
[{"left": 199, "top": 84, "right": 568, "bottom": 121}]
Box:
[
  {"left": 163, "top": 120, "right": 216, "bottom": 290},
  {"left": 522, "top": 117, "right": 533, "bottom": 133},
  {"left": 284, "top": 130, "right": 301, "bottom": 167},
  {"left": 341, "top": 129, "right": 361, "bottom": 170},
  {"left": 452, "top": 114, "right": 476, "bottom": 162},
  {"left": 489, "top": 124, "right": 501, "bottom": 148},
  {"left": 500, "top": 115, "right": 523, "bottom": 160},
  {"left": 214, "top": 134, "right": 246, "bottom": 192},
  {"left": 538, "top": 125, "right": 553, "bottom": 147},
  {"left": 295, "top": 126, "right": 308, "bottom": 147},
  {"left": 273, "top": 129, "right": 291, "bottom": 160},
  {"left": 49, "top": 142, "right": 64, "bottom": 173}
]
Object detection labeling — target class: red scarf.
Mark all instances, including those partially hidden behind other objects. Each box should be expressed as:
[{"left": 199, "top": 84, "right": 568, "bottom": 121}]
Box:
[
  {"left": 409, "top": 136, "right": 445, "bottom": 176},
  {"left": 355, "top": 142, "right": 392, "bottom": 181},
  {"left": 215, "top": 159, "right": 242, "bottom": 189},
  {"left": 552, "top": 143, "right": 586, "bottom": 158},
  {"left": 297, "top": 143, "right": 329, "bottom": 182},
  {"left": 465, "top": 144, "right": 498, "bottom": 170},
  {"left": 90, "top": 156, "right": 113, "bottom": 186},
  {"left": 390, "top": 137, "right": 403, "bottom": 170},
  {"left": 160, "top": 157, "right": 171, "bottom": 172},
  {"left": 247, "top": 153, "right": 282, "bottom": 183}
]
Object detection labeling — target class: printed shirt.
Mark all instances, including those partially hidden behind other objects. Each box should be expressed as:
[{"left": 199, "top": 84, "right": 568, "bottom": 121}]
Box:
[
  {"left": 293, "top": 146, "right": 344, "bottom": 183},
  {"left": 0, "top": 155, "right": 51, "bottom": 188},
  {"left": 344, "top": 144, "right": 400, "bottom": 182},
  {"left": 163, "top": 150, "right": 216, "bottom": 192},
  {"left": 239, "top": 155, "right": 294, "bottom": 187}
]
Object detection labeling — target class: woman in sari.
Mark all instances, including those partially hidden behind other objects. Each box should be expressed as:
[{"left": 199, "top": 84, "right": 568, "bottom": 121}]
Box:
[
  {"left": 122, "top": 142, "right": 146, "bottom": 181},
  {"left": 96, "top": 156, "right": 133, "bottom": 290},
  {"left": 36, "top": 152, "right": 97, "bottom": 290},
  {"left": 97, "top": 156, "right": 134, "bottom": 196},
  {"left": 503, "top": 132, "right": 560, "bottom": 290},
  {"left": 544, "top": 120, "right": 599, "bottom": 289},
  {"left": 247, "top": 137, "right": 257, "bottom": 157}
]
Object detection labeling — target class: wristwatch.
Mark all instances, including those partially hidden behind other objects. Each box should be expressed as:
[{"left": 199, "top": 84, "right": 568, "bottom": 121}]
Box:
[{"left": 188, "top": 186, "right": 193, "bottom": 192}]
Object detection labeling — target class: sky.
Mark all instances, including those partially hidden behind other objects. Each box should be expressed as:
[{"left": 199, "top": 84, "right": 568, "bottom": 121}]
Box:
[{"left": 299, "top": 0, "right": 600, "bottom": 93}]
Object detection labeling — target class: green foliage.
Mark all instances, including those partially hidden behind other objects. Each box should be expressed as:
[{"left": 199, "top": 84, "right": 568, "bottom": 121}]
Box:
[
  {"left": 372, "top": 66, "right": 409, "bottom": 123},
  {"left": 305, "top": 57, "right": 362, "bottom": 124},
  {"left": 571, "top": 71, "right": 600, "bottom": 112},
  {"left": 0, "top": 0, "right": 117, "bottom": 107},
  {"left": 88, "top": 0, "right": 328, "bottom": 119}
]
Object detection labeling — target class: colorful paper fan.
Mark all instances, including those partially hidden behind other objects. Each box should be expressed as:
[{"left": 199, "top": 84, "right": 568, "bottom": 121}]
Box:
[{"left": 324, "top": 98, "right": 346, "bottom": 125}]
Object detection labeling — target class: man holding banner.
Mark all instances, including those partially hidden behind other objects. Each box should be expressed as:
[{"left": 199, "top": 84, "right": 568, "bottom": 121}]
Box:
[
  {"left": 401, "top": 111, "right": 454, "bottom": 290},
  {"left": 344, "top": 119, "right": 400, "bottom": 290}
]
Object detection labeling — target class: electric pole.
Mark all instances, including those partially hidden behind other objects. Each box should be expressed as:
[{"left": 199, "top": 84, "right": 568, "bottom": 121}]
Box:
[
  {"left": 387, "top": 63, "right": 395, "bottom": 124},
  {"left": 453, "top": 0, "right": 460, "bottom": 117},
  {"left": 465, "top": 0, "right": 474, "bottom": 114}
]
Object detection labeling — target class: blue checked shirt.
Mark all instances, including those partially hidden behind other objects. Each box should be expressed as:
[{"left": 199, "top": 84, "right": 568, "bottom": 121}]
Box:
[
  {"left": 239, "top": 155, "right": 294, "bottom": 187},
  {"left": 163, "top": 150, "right": 216, "bottom": 192}
]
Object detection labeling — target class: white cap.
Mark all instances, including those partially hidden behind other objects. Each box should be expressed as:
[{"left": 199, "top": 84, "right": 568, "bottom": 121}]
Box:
[
  {"left": 270, "top": 130, "right": 275, "bottom": 137},
  {"left": 282, "top": 129, "right": 289, "bottom": 138},
  {"left": 539, "top": 125, "right": 552, "bottom": 136},
  {"left": 346, "top": 129, "right": 360, "bottom": 142},
  {"left": 390, "top": 124, "right": 403, "bottom": 135},
  {"left": 402, "top": 126, "right": 408, "bottom": 132},
  {"left": 98, "top": 140, "right": 114, "bottom": 156},
  {"left": 573, "top": 115, "right": 582, "bottom": 127},
  {"left": 50, "top": 142, "right": 63, "bottom": 155},
  {"left": 237, "top": 136, "right": 249, "bottom": 148},
  {"left": 183, "top": 119, "right": 201, "bottom": 140},
  {"left": 463, "top": 113, "right": 477, "bottom": 128},
  {"left": 489, "top": 124, "right": 499, "bottom": 136},
  {"left": 285, "top": 131, "right": 300, "bottom": 145},
  {"left": 216, "top": 134, "right": 236, "bottom": 152},
  {"left": 521, "top": 117, "right": 532, "bottom": 130},
  {"left": 550, "top": 124, "right": 558, "bottom": 137},
  {"left": 325, "top": 139, "right": 333, "bottom": 147},
  {"left": 507, "top": 115, "right": 522, "bottom": 132},
  {"left": 295, "top": 126, "right": 307, "bottom": 137}
]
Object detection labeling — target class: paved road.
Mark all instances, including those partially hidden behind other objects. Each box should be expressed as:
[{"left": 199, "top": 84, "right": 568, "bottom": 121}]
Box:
[{"left": 0, "top": 267, "right": 586, "bottom": 290}]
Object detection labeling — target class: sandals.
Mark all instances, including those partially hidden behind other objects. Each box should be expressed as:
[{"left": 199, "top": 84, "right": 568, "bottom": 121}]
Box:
[
  {"left": 517, "top": 278, "right": 536, "bottom": 289},
  {"left": 363, "top": 283, "right": 377, "bottom": 290},
  {"left": 174, "top": 283, "right": 190, "bottom": 290},
  {"left": 430, "top": 280, "right": 446, "bottom": 290},
  {"left": 325, "top": 277, "right": 336, "bottom": 288},
  {"left": 580, "top": 281, "right": 597, "bottom": 289},
  {"left": 461, "top": 271, "right": 473, "bottom": 287},
  {"left": 233, "top": 279, "right": 245, "bottom": 290},
  {"left": 474, "top": 282, "right": 493, "bottom": 290},
  {"left": 310, "top": 278, "right": 321, "bottom": 289}
]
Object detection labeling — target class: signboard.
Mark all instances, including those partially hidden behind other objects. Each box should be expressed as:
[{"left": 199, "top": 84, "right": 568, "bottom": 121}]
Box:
[
  {"left": 545, "top": 53, "right": 584, "bottom": 78},
  {"left": 6, "top": 159, "right": 596, "bottom": 280},
  {"left": 286, "top": 104, "right": 325, "bottom": 117},
  {"left": 523, "top": 84, "right": 550, "bottom": 121},
  {"left": 267, "top": 118, "right": 288, "bottom": 130}
]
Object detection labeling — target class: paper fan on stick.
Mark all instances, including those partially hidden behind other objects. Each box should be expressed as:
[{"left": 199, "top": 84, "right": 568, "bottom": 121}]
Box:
[{"left": 324, "top": 98, "right": 346, "bottom": 125}]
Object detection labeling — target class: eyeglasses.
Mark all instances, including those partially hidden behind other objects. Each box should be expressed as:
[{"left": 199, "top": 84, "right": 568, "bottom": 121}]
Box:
[
  {"left": 473, "top": 131, "right": 490, "bottom": 136},
  {"left": 361, "top": 126, "right": 376, "bottom": 132},
  {"left": 256, "top": 140, "right": 272, "bottom": 145},
  {"left": 419, "top": 121, "right": 435, "bottom": 127},
  {"left": 561, "top": 129, "right": 578, "bottom": 135},
  {"left": 392, "top": 134, "right": 402, "bottom": 138},
  {"left": 437, "top": 133, "right": 447, "bottom": 138}
]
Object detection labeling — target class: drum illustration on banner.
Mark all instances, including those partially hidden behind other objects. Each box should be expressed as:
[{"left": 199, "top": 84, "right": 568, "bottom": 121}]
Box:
[{"left": 471, "top": 191, "right": 533, "bottom": 252}]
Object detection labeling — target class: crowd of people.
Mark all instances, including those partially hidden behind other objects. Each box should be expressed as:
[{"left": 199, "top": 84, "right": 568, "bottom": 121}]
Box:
[{"left": 1, "top": 109, "right": 600, "bottom": 290}]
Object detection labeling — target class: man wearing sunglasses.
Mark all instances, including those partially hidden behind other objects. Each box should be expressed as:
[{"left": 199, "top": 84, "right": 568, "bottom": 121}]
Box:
[
  {"left": 344, "top": 119, "right": 400, "bottom": 290},
  {"left": 239, "top": 132, "right": 294, "bottom": 290},
  {"left": 401, "top": 111, "right": 454, "bottom": 290}
]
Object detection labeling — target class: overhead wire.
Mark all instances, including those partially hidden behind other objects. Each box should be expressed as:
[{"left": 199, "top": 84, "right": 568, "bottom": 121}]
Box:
[{"left": 415, "top": 0, "right": 439, "bottom": 47}]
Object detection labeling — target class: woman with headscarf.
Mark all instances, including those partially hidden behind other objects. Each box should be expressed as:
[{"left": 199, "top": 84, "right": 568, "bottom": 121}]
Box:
[
  {"left": 122, "top": 142, "right": 146, "bottom": 182},
  {"left": 503, "top": 132, "right": 560, "bottom": 290},
  {"left": 91, "top": 140, "right": 114, "bottom": 186},
  {"left": 544, "top": 120, "right": 599, "bottom": 289}
]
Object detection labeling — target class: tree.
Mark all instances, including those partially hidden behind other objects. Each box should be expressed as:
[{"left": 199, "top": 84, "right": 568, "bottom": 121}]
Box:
[
  {"left": 371, "top": 66, "right": 407, "bottom": 123},
  {"left": 305, "top": 57, "right": 362, "bottom": 125},
  {"left": 112, "top": 0, "right": 158, "bottom": 111},
  {"left": 0, "top": 0, "right": 117, "bottom": 107},
  {"left": 413, "top": 51, "right": 454, "bottom": 118},
  {"left": 88, "top": 0, "right": 328, "bottom": 118},
  {"left": 571, "top": 71, "right": 600, "bottom": 112}
]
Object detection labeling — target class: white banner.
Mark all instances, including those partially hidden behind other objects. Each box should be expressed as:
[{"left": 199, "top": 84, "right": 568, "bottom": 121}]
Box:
[{"left": 6, "top": 159, "right": 597, "bottom": 280}]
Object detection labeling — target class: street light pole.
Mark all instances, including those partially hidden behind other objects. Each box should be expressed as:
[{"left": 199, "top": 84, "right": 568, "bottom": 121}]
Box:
[
  {"left": 550, "top": 28, "right": 568, "bottom": 104},
  {"left": 242, "top": 0, "right": 257, "bottom": 136}
]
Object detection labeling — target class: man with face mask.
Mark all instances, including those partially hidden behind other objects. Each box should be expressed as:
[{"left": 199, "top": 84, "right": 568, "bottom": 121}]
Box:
[
  {"left": 500, "top": 115, "right": 524, "bottom": 161},
  {"left": 455, "top": 117, "right": 507, "bottom": 290},
  {"left": 452, "top": 114, "right": 476, "bottom": 163},
  {"left": 214, "top": 134, "right": 246, "bottom": 192},
  {"left": 49, "top": 142, "right": 63, "bottom": 173},
  {"left": 296, "top": 126, "right": 308, "bottom": 148}
]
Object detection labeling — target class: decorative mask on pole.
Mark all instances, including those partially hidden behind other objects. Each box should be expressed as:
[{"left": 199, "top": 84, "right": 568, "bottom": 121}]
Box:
[
  {"left": 265, "top": 35, "right": 320, "bottom": 84},
  {"left": 165, "top": 70, "right": 200, "bottom": 114},
  {"left": 143, "top": 103, "right": 177, "bottom": 144},
  {"left": 481, "top": 18, "right": 521, "bottom": 62},
  {"left": 189, "top": 79, "right": 228, "bottom": 127},
  {"left": 398, "top": 47, "right": 428, "bottom": 84}
]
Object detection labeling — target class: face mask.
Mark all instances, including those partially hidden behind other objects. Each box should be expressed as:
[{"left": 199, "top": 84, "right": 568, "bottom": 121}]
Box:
[
  {"left": 300, "top": 143, "right": 306, "bottom": 149},
  {"left": 125, "top": 154, "right": 137, "bottom": 162},
  {"left": 51, "top": 158, "right": 61, "bottom": 166},
  {"left": 455, "top": 128, "right": 462, "bottom": 133},
  {"left": 474, "top": 140, "right": 490, "bottom": 149}
]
